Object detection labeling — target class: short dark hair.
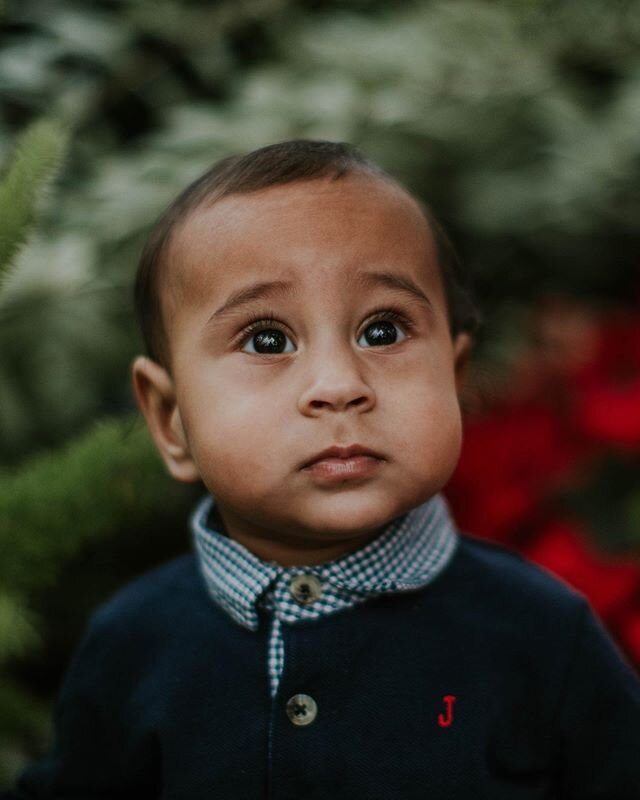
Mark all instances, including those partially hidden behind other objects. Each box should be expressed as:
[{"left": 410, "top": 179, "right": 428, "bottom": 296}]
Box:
[{"left": 133, "top": 139, "right": 481, "bottom": 367}]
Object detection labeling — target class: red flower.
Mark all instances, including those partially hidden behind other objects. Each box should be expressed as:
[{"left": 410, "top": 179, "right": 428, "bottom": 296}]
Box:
[
  {"left": 569, "top": 316, "right": 640, "bottom": 450},
  {"left": 446, "top": 405, "right": 582, "bottom": 543},
  {"left": 522, "top": 518, "right": 640, "bottom": 620},
  {"left": 575, "top": 382, "right": 640, "bottom": 450},
  {"left": 446, "top": 295, "right": 640, "bottom": 673},
  {"left": 617, "top": 609, "right": 640, "bottom": 667}
]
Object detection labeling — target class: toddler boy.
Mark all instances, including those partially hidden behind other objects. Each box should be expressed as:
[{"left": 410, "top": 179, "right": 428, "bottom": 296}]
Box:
[{"left": 8, "top": 140, "right": 640, "bottom": 798}]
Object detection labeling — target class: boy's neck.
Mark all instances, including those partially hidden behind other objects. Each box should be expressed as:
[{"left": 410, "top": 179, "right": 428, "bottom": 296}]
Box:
[{"left": 210, "top": 506, "right": 386, "bottom": 567}]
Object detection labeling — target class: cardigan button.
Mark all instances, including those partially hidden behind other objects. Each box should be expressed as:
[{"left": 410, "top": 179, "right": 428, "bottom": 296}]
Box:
[
  {"left": 289, "top": 574, "right": 322, "bottom": 605},
  {"left": 286, "top": 694, "right": 318, "bottom": 726}
]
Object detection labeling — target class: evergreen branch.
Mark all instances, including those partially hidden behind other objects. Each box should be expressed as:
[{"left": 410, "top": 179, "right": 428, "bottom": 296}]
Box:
[
  {"left": 0, "top": 416, "right": 192, "bottom": 593},
  {"left": 0, "top": 676, "right": 48, "bottom": 744},
  {"left": 0, "top": 594, "right": 40, "bottom": 662},
  {"left": 0, "top": 120, "right": 69, "bottom": 291}
]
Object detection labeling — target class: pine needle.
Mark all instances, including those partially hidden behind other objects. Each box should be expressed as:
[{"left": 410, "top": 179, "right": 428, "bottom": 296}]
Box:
[{"left": 0, "top": 120, "right": 69, "bottom": 291}]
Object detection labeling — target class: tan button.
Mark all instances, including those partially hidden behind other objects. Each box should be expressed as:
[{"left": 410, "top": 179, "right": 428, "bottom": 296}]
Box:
[
  {"left": 286, "top": 694, "right": 318, "bottom": 727},
  {"left": 289, "top": 574, "right": 322, "bottom": 605}
]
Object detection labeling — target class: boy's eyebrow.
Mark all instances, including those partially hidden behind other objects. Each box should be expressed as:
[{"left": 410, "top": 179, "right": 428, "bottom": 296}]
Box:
[
  {"left": 206, "top": 270, "right": 433, "bottom": 327},
  {"left": 207, "top": 280, "right": 296, "bottom": 325},
  {"left": 353, "top": 271, "right": 434, "bottom": 313}
]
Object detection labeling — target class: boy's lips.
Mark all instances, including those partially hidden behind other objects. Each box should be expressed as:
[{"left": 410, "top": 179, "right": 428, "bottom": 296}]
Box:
[{"left": 300, "top": 444, "right": 386, "bottom": 477}]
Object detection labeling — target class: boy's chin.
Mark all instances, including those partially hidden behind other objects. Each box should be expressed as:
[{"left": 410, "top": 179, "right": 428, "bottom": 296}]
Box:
[{"left": 295, "top": 497, "right": 408, "bottom": 539}]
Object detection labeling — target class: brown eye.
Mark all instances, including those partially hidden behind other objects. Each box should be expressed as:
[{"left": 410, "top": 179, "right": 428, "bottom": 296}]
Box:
[
  {"left": 242, "top": 327, "right": 295, "bottom": 354},
  {"left": 357, "top": 315, "right": 409, "bottom": 348}
]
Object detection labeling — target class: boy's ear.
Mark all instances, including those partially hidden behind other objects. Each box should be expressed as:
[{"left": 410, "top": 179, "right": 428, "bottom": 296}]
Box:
[
  {"left": 131, "top": 356, "right": 200, "bottom": 483},
  {"left": 452, "top": 333, "right": 473, "bottom": 396}
]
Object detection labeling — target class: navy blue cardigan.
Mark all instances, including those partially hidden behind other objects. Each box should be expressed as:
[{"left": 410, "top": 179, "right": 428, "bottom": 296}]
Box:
[{"left": 6, "top": 534, "right": 640, "bottom": 799}]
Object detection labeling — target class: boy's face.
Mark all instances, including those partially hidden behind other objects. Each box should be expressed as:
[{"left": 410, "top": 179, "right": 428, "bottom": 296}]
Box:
[{"left": 133, "top": 175, "right": 471, "bottom": 565}]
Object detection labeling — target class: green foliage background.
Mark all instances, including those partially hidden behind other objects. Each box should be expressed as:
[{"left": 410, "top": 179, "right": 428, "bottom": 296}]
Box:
[{"left": 1, "top": 0, "right": 639, "bottom": 785}]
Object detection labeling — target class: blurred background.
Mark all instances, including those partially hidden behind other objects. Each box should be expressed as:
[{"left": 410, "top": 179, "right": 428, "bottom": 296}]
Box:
[{"left": 1, "top": 0, "right": 639, "bottom": 785}]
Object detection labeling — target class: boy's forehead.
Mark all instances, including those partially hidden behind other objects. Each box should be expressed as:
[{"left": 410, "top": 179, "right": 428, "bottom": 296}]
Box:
[{"left": 163, "top": 175, "right": 443, "bottom": 315}]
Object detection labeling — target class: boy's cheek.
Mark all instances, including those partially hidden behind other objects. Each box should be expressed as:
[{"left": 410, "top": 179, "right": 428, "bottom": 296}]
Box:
[
  {"left": 405, "top": 404, "right": 463, "bottom": 473},
  {"left": 189, "top": 431, "right": 270, "bottom": 491}
]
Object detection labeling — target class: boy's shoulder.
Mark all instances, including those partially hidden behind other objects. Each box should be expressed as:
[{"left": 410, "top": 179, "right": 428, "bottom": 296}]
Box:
[
  {"left": 456, "top": 530, "right": 571, "bottom": 581},
  {"left": 85, "top": 553, "right": 210, "bottom": 648},
  {"left": 52, "top": 555, "right": 209, "bottom": 696},
  {"left": 445, "top": 531, "right": 592, "bottom": 623},
  {"left": 99, "top": 551, "right": 199, "bottom": 609},
  {"left": 452, "top": 531, "right": 580, "bottom": 594},
  {"left": 453, "top": 531, "right": 564, "bottom": 582}
]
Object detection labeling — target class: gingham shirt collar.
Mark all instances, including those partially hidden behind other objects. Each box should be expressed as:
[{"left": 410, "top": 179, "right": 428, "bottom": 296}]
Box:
[{"left": 191, "top": 492, "right": 459, "bottom": 632}]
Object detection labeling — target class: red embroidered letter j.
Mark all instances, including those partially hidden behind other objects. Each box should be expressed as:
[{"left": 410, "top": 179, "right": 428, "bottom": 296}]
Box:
[{"left": 437, "top": 695, "right": 456, "bottom": 727}]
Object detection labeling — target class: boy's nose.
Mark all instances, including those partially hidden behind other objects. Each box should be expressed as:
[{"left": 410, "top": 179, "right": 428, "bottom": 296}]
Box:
[{"left": 297, "top": 347, "right": 376, "bottom": 417}]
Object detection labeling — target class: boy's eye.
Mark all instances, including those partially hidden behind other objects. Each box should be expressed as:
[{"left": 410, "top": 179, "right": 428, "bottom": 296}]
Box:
[
  {"left": 241, "top": 326, "right": 295, "bottom": 355},
  {"left": 239, "top": 309, "right": 411, "bottom": 355},
  {"left": 357, "top": 313, "right": 409, "bottom": 348}
]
